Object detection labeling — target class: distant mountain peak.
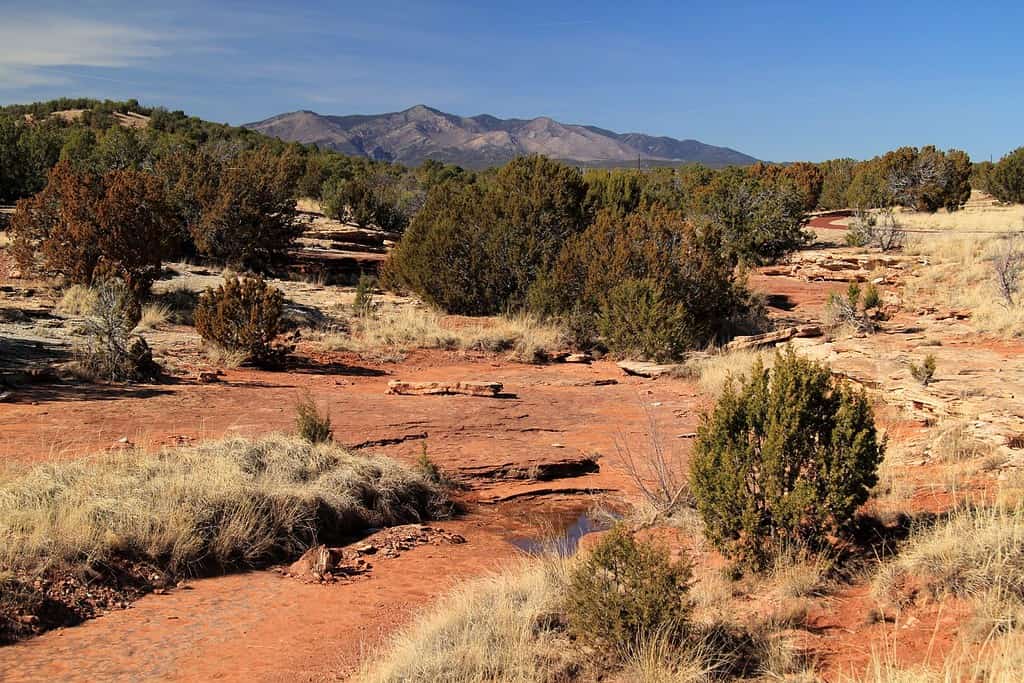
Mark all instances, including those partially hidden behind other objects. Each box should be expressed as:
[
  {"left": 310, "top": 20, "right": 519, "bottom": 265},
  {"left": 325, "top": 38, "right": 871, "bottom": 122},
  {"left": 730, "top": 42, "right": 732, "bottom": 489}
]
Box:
[{"left": 244, "top": 107, "right": 757, "bottom": 169}]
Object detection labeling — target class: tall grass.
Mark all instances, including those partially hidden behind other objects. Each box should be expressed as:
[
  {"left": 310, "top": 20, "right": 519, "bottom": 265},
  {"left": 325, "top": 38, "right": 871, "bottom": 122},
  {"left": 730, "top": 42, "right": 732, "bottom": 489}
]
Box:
[
  {"left": 873, "top": 504, "right": 1024, "bottom": 604},
  {"left": 867, "top": 504, "right": 1024, "bottom": 680},
  {"left": 904, "top": 230, "right": 1024, "bottom": 337},
  {"left": 0, "top": 435, "right": 446, "bottom": 576},
  {"left": 362, "top": 558, "right": 576, "bottom": 683},
  {"left": 322, "top": 307, "right": 567, "bottom": 363}
]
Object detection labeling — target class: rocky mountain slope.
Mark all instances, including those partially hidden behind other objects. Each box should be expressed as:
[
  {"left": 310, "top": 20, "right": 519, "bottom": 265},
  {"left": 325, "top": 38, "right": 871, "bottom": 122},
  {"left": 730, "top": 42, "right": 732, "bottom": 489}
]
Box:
[{"left": 245, "top": 105, "right": 757, "bottom": 168}]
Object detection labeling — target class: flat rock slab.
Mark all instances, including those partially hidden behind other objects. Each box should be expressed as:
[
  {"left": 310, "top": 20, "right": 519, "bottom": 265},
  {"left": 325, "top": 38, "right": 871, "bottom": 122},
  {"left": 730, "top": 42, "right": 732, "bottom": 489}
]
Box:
[
  {"left": 387, "top": 380, "right": 503, "bottom": 397},
  {"left": 724, "top": 324, "right": 823, "bottom": 352},
  {"left": 616, "top": 361, "right": 685, "bottom": 378}
]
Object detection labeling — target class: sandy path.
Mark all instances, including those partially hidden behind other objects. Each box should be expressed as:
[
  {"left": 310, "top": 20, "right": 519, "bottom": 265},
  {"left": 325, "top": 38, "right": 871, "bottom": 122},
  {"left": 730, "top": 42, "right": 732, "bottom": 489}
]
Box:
[{"left": 0, "top": 519, "right": 514, "bottom": 682}]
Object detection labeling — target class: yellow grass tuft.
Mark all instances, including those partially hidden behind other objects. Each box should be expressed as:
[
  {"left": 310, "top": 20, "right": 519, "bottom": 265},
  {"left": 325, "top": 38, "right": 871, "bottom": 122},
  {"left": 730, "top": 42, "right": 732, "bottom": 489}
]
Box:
[
  {"left": 0, "top": 435, "right": 446, "bottom": 576},
  {"left": 134, "top": 303, "right": 171, "bottom": 332},
  {"left": 362, "top": 558, "right": 575, "bottom": 683},
  {"left": 689, "top": 347, "right": 774, "bottom": 398},
  {"left": 55, "top": 284, "right": 98, "bottom": 317},
  {"left": 321, "top": 306, "right": 567, "bottom": 363}
]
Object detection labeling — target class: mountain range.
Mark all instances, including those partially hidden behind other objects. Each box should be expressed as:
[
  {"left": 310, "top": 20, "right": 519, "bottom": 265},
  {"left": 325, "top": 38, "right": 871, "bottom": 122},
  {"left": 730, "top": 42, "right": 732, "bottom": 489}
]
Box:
[{"left": 244, "top": 105, "right": 757, "bottom": 169}]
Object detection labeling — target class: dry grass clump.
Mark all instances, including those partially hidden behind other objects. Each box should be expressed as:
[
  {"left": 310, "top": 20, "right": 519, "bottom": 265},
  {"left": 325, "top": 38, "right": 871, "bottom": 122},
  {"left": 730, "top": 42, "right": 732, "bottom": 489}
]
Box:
[
  {"left": 688, "top": 347, "right": 773, "bottom": 398},
  {"left": 323, "top": 306, "right": 566, "bottom": 363},
  {"left": 362, "top": 559, "right": 577, "bottom": 683},
  {"left": 873, "top": 505, "right": 1024, "bottom": 605},
  {"left": 767, "top": 546, "right": 832, "bottom": 599},
  {"left": 203, "top": 344, "right": 249, "bottom": 368},
  {"left": 55, "top": 284, "right": 98, "bottom": 317},
  {"left": 930, "top": 421, "right": 994, "bottom": 463},
  {"left": 294, "top": 392, "right": 333, "bottom": 443},
  {"left": 904, "top": 230, "right": 1024, "bottom": 336},
  {"left": 152, "top": 284, "right": 199, "bottom": 325},
  {"left": 854, "top": 632, "right": 1024, "bottom": 682},
  {"left": 0, "top": 435, "right": 446, "bottom": 576},
  {"left": 134, "top": 303, "right": 171, "bottom": 331},
  {"left": 323, "top": 306, "right": 458, "bottom": 356}
]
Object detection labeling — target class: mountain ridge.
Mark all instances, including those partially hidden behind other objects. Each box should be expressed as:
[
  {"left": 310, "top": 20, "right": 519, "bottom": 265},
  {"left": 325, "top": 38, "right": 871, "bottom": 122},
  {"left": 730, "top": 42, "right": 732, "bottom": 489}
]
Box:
[{"left": 245, "top": 105, "right": 757, "bottom": 169}]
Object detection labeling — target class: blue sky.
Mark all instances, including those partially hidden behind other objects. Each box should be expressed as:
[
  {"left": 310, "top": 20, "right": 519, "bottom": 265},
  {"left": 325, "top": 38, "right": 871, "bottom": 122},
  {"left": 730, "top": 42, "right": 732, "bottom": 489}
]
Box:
[{"left": 1, "top": 0, "right": 1022, "bottom": 162}]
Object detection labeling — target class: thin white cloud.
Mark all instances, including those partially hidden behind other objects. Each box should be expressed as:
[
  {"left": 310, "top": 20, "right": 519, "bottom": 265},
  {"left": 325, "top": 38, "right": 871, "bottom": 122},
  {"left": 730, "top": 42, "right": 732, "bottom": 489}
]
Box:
[{"left": 0, "top": 14, "right": 165, "bottom": 89}]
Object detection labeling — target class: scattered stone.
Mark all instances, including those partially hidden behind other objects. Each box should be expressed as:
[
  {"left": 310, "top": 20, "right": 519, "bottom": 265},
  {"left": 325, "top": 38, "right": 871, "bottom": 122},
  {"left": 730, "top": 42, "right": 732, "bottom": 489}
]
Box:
[
  {"left": 564, "top": 353, "right": 593, "bottom": 363},
  {"left": 198, "top": 371, "right": 220, "bottom": 383},
  {"left": 284, "top": 525, "right": 467, "bottom": 583},
  {"left": 387, "top": 380, "right": 503, "bottom": 397}
]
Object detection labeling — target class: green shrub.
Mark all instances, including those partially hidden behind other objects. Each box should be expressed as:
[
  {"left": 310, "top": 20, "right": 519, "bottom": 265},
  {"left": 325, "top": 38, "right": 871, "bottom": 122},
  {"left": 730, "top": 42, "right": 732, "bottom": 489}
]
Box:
[
  {"left": 567, "top": 525, "right": 692, "bottom": 655},
  {"left": 188, "top": 148, "right": 303, "bottom": 271},
  {"left": 352, "top": 273, "right": 376, "bottom": 317},
  {"left": 598, "top": 278, "right": 687, "bottom": 361},
  {"left": 825, "top": 281, "right": 876, "bottom": 333},
  {"left": 322, "top": 176, "right": 408, "bottom": 232},
  {"left": 416, "top": 443, "right": 443, "bottom": 485},
  {"left": 294, "top": 392, "right": 332, "bottom": 443},
  {"left": 862, "top": 283, "right": 881, "bottom": 310},
  {"left": 699, "top": 167, "right": 810, "bottom": 265},
  {"left": 387, "top": 155, "right": 587, "bottom": 314},
  {"left": 691, "top": 346, "right": 883, "bottom": 569},
  {"left": 988, "top": 147, "right": 1024, "bottom": 204},
  {"left": 534, "top": 206, "right": 750, "bottom": 357},
  {"left": 194, "top": 275, "right": 289, "bottom": 367},
  {"left": 910, "top": 354, "right": 937, "bottom": 386}
]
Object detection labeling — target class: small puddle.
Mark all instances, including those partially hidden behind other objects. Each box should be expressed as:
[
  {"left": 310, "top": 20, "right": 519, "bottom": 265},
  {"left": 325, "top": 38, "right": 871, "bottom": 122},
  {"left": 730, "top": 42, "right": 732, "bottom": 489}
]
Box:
[{"left": 509, "top": 510, "right": 615, "bottom": 556}]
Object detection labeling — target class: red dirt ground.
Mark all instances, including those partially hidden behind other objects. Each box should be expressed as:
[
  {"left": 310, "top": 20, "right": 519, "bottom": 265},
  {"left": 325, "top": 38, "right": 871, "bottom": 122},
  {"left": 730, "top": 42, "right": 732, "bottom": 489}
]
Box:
[
  {"left": 0, "top": 352, "right": 699, "bottom": 681},
  {"left": 0, "top": 233, "right": 998, "bottom": 681}
]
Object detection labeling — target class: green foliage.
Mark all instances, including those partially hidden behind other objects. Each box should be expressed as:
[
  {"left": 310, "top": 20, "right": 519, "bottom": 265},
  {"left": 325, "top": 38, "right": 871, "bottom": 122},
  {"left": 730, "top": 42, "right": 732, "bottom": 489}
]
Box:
[
  {"left": 388, "top": 155, "right": 588, "bottom": 314},
  {"left": 194, "top": 276, "right": 289, "bottom": 367},
  {"left": 817, "top": 158, "right": 857, "bottom": 211},
  {"left": 943, "top": 149, "right": 973, "bottom": 212},
  {"left": 910, "top": 354, "right": 937, "bottom": 386},
  {"left": 583, "top": 168, "right": 646, "bottom": 218},
  {"left": 699, "top": 167, "right": 810, "bottom": 265},
  {"left": 971, "top": 160, "right": 995, "bottom": 194},
  {"left": 567, "top": 525, "right": 693, "bottom": 654},
  {"left": 533, "top": 206, "right": 749, "bottom": 357},
  {"left": 0, "top": 115, "right": 65, "bottom": 202},
  {"left": 691, "top": 347, "right": 883, "bottom": 568},
  {"left": 416, "top": 443, "right": 443, "bottom": 485},
  {"left": 189, "top": 148, "right": 303, "bottom": 271},
  {"left": 294, "top": 392, "right": 333, "bottom": 443},
  {"left": 989, "top": 147, "right": 1024, "bottom": 204},
  {"left": 846, "top": 160, "right": 891, "bottom": 210},
  {"left": 353, "top": 274, "right": 376, "bottom": 317},
  {"left": 847, "top": 146, "right": 973, "bottom": 213},
  {"left": 825, "top": 281, "right": 876, "bottom": 333},
  {"left": 862, "top": 282, "right": 881, "bottom": 310},
  {"left": 597, "top": 279, "right": 688, "bottom": 361},
  {"left": 321, "top": 175, "right": 410, "bottom": 232}
]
